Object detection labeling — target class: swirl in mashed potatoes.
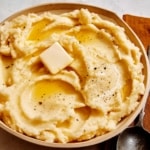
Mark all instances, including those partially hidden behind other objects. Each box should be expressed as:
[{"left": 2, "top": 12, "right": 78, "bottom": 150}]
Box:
[{"left": 0, "top": 9, "right": 145, "bottom": 143}]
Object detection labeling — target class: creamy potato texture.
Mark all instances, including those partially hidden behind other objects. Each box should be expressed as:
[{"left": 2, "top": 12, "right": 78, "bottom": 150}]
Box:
[{"left": 0, "top": 9, "right": 145, "bottom": 143}]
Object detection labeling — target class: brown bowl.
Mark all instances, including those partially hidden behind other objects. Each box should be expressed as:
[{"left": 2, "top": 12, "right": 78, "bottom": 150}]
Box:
[{"left": 0, "top": 3, "right": 149, "bottom": 148}]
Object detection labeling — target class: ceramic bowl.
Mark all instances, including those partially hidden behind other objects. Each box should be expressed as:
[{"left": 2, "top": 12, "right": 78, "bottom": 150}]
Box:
[{"left": 0, "top": 3, "right": 149, "bottom": 148}]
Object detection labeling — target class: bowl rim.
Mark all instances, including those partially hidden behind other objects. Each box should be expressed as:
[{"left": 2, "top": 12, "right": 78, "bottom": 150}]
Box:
[{"left": 0, "top": 2, "right": 150, "bottom": 148}]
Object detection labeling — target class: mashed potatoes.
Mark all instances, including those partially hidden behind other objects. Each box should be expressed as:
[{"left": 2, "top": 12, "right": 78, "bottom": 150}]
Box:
[{"left": 0, "top": 8, "right": 145, "bottom": 143}]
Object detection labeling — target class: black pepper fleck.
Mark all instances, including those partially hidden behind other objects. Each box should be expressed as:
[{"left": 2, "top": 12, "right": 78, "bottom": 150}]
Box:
[
  {"left": 38, "top": 101, "right": 43, "bottom": 105},
  {"left": 76, "top": 118, "right": 79, "bottom": 121},
  {"left": 5, "top": 66, "right": 10, "bottom": 69}
]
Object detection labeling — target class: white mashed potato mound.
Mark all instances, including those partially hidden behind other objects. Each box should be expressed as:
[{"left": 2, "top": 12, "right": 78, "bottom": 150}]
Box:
[{"left": 0, "top": 8, "right": 145, "bottom": 143}]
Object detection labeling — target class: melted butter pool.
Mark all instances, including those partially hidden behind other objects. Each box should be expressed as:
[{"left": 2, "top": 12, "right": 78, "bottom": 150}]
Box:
[
  {"left": 32, "top": 79, "right": 76, "bottom": 101},
  {"left": 20, "top": 79, "right": 85, "bottom": 121},
  {"left": 28, "top": 19, "right": 69, "bottom": 41}
]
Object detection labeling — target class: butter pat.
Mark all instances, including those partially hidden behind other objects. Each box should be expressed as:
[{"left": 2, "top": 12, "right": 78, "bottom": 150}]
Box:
[{"left": 40, "top": 42, "right": 73, "bottom": 74}]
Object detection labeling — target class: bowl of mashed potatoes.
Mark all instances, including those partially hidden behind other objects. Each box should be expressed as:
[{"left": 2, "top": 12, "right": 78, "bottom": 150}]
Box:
[{"left": 0, "top": 3, "right": 149, "bottom": 148}]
